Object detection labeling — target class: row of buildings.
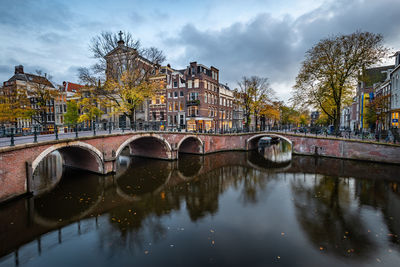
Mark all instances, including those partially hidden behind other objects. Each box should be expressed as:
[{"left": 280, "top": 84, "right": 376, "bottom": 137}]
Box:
[
  {"left": 1, "top": 35, "right": 245, "bottom": 133},
  {"left": 339, "top": 52, "right": 400, "bottom": 134}
]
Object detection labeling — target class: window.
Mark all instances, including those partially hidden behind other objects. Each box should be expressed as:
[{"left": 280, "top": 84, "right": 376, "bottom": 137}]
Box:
[
  {"left": 174, "top": 91, "right": 178, "bottom": 98},
  {"left": 160, "top": 112, "right": 164, "bottom": 120},
  {"left": 174, "top": 102, "right": 179, "bottom": 111},
  {"left": 188, "top": 106, "right": 198, "bottom": 116},
  {"left": 169, "top": 103, "right": 172, "bottom": 111},
  {"left": 194, "top": 79, "right": 199, "bottom": 88},
  {"left": 152, "top": 112, "right": 156, "bottom": 120},
  {"left": 180, "top": 102, "right": 184, "bottom": 111},
  {"left": 190, "top": 92, "right": 199, "bottom": 100},
  {"left": 161, "top": 95, "right": 165, "bottom": 103},
  {"left": 205, "top": 93, "right": 208, "bottom": 103},
  {"left": 168, "top": 92, "right": 172, "bottom": 98},
  {"left": 173, "top": 81, "right": 178, "bottom": 88},
  {"left": 188, "top": 80, "right": 192, "bottom": 88},
  {"left": 180, "top": 91, "right": 184, "bottom": 97}
]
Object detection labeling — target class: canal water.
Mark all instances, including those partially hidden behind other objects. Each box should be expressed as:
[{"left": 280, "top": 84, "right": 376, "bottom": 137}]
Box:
[{"left": 1, "top": 148, "right": 400, "bottom": 266}]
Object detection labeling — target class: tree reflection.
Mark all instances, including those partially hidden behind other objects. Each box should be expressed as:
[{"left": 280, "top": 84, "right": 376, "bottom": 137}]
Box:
[{"left": 291, "top": 175, "right": 375, "bottom": 260}]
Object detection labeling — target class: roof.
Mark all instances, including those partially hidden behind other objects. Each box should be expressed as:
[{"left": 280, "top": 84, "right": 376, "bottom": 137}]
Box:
[
  {"left": 361, "top": 65, "right": 394, "bottom": 87},
  {"left": 105, "top": 44, "right": 156, "bottom": 67},
  {"left": 7, "top": 73, "right": 54, "bottom": 88},
  {"left": 63, "top": 81, "right": 83, "bottom": 93}
]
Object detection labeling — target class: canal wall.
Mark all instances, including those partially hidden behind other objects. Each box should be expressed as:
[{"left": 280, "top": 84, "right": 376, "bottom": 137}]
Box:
[{"left": 281, "top": 134, "right": 400, "bottom": 165}]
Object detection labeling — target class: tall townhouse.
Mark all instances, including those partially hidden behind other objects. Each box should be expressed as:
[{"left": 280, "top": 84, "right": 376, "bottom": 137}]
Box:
[
  {"left": 390, "top": 51, "right": 400, "bottom": 130},
  {"left": 218, "top": 83, "right": 234, "bottom": 131},
  {"left": 374, "top": 70, "right": 392, "bottom": 131},
  {"left": 185, "top": 62, "right": 220, "bottom": 132},
  {"left": 356, "top": 65, "right": 394, "bottom": 130},
  {"left": 164, "top": 66, "right": 186, "bottom": 129},
  {"left": 148, "top": 65, "right": 170, "bottom": 130}
]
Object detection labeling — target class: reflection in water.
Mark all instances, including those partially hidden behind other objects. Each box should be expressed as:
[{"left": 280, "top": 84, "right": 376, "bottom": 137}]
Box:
[
  {"left": 1, "top": 152, "right": 400, "bottom": 267},
  {"left": 258, "top": 138, "right": 292, "bottom": 164},
  {"left": 32, "top": 151, "right": 63, "bottom": 195}
]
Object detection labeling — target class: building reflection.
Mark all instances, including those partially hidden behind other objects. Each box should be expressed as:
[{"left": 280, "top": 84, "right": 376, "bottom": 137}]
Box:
[{"left": 1, "top": 151, "right": 400, "bottom": 266}]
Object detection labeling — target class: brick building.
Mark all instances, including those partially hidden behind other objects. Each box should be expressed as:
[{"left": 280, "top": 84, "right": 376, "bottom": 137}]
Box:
[{"left": 2, "top": 65, "right": 61, "bottom": 132}]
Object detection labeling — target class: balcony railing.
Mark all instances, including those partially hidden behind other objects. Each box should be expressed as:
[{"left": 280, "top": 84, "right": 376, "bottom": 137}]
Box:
[{"left": 186, "top": 99, "right": 200, "bottom": 106}]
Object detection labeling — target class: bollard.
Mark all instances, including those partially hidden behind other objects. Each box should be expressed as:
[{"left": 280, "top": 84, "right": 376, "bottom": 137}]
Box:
[
  {"left": 93, "top": 121, "right": 96, "bottom": 136},
  {"left": 10, "top": 128, "right": 15, "bottom": 146},
  {"left": 108, "top": 121, "right": 112, "bottom": 134},
  {"left": 33, "top": 127, "right": 38, "bottom": 143},
  {"left": 75, "top": 125, "right": 78, "bottom": 138},
  {"left": 55, "top": 125, "right": 59, "bottom": 140}
]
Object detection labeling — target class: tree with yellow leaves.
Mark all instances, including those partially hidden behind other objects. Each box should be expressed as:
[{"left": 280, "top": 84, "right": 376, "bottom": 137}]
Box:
[
  {"left": 0, "top": 88, "right": 32, "bottom": 127},
  {"left": 293, "top": 31, "right": 387, "bottom": 133},
  {"left": 78, "top": 31, "right": 166, "bottom": 127},
  {"left": 259, "top": 101, "right": 280, "bottom": 130}
]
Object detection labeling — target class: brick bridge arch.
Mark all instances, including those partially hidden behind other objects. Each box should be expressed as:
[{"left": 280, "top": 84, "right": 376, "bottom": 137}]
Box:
[
  {"left": 246, "top": 133, "right": 293, "bottom": 150},
  {"left": 32, "top": 141, "right": 104, "bottom": 175},
  {"left": 115, "top": 134, "right": 173, "bottom": 160},
  {"left": 177, "top": 135, "right": 204, "bottom": 154}
]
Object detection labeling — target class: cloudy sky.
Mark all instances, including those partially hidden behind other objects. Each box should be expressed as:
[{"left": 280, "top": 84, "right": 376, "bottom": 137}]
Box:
[{"left": 1, "top": 0, "right": 400, "bottom": 102}]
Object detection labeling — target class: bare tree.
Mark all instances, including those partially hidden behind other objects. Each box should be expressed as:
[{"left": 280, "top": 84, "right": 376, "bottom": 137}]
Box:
[{"left": 238, "top": 76, "right": 275, "bottom": 131}]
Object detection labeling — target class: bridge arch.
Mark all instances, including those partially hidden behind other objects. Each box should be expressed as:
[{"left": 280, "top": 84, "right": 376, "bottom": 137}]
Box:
[
  {"left": 32, "top": 141, "right": 104, "bottom": 175},
  {"left": 177, "top": 135, "right": 204, "bottom": 154},
  {"left": 246, "top": 133, "right": 293, "bottom": 150},
  {"left": 115, "top": 134, "right": 173, "bottom": 160}
]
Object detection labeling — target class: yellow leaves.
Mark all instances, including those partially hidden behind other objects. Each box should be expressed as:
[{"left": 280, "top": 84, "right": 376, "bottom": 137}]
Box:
[{"left": 77, "top": 95, "right": 103, "bottom": 122}]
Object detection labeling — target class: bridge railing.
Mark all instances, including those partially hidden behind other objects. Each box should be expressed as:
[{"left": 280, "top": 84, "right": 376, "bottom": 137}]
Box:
[
  {"left": 0, "top": 122, "right": 252, "bottom": 147},
  {"left": 1, "top": 123, "right": 398, "bottom": 147}
]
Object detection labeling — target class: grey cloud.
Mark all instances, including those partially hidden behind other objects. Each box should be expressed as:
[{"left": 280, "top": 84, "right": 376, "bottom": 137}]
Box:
[
  {"left": 0, "top": 0, "right": 75, "bottom": 31},
  {"left": 130, "top": 11, "right": 146, "bottom": 24},
  {"left": 153, "top": 9, "right": 170, "bottom": 20},
  {"left": 38, "top": 32, "right": 63, "bottom": 44},
  {"left": 165, "top": 0, "right": 400, "bottom": 96}
]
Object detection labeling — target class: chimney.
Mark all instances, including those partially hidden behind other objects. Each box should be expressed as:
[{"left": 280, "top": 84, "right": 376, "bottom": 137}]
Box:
[{"left": 15, "top": 65, "right": 24, "bottom": 74}]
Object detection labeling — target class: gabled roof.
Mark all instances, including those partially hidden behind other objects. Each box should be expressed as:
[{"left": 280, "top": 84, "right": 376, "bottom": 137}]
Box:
[
  {"left": 104, "top": 45, "right": 137, "bottom": 58},
  {"left": 7, "top": 73, "right": 55, "bottom": 88}
]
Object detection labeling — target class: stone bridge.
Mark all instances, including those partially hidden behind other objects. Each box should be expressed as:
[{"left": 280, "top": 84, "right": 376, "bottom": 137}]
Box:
[
  {"left": 0, "top": 132, "right": 288, "bottom": 203},
  {"left": 0, "top": 131, "right": 399, "bottom": 203}
]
